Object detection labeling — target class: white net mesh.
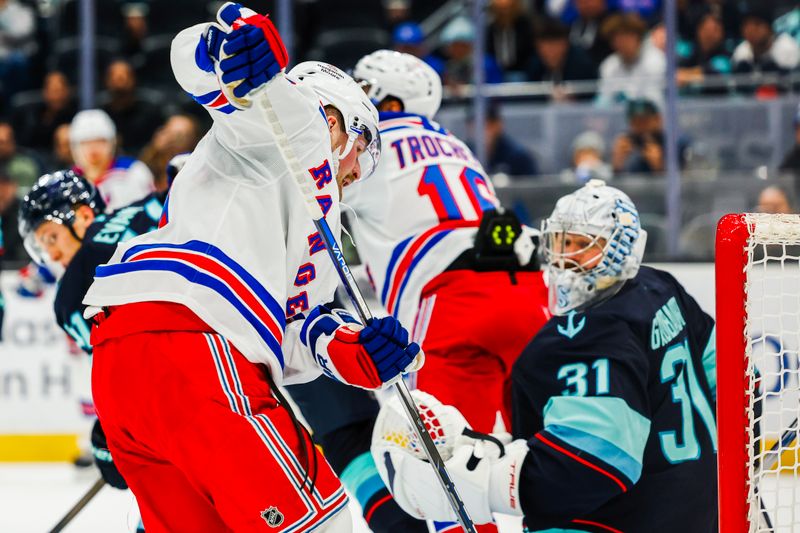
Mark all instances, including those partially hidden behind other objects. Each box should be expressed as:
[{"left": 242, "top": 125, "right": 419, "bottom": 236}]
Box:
[{"left": 745, "top": 213, "right": 800, "bottom": 532}]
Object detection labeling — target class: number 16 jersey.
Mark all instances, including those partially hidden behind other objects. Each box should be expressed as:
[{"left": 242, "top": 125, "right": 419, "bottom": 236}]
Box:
[{"left": 344, "top": 111, "right": 500, "bottom": 329}]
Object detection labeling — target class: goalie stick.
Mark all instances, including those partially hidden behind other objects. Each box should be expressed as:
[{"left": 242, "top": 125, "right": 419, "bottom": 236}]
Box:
[
  {"left": 237, "top": 82, "right": 477, "bottom": 532},
  {"left": 48, "top": 477, "right": 105, "bottom": 533}
]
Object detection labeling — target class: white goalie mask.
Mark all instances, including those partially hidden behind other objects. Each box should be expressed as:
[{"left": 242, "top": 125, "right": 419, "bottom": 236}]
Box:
[
  {"left": 542, "top": 179, "right": 647, "bottom": 315},
  {"left": 288, "top": 61, "right": 381, "bottom": 180},
  {"left": 353, "top": 50, "right": 443, "bottom": 119}
]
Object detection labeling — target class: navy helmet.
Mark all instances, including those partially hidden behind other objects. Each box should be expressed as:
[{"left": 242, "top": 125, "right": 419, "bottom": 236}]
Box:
[{"left": 19, "top": 170, "right": 105, "bottom": 262}]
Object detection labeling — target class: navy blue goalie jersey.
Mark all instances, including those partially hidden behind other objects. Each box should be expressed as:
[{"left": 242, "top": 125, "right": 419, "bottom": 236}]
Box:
[
  {"left": 54, "top": 193, "right": 165, "bottom": 353},
  {"left": 511, "top": 266, "right": 717, "bottom": 533}
]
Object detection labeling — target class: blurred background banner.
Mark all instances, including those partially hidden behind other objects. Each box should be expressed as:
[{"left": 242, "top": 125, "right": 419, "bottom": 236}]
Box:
[{"left": 0, "top": 272, "right": 90, "bottom": 462}]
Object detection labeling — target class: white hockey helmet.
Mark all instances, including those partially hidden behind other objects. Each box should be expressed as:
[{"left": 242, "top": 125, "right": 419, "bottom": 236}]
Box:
[
  {"left": 69, "top": 109, "right": 116, "bottom": 147},
  {"left": 288, "top": 61, "right": 381, "bottom": 180},
  {"left": 541, "top": 179, "right": 647, "bottom": 315},
  {"left": 353, "top": 50, "right": 442, "bottom": 119}
]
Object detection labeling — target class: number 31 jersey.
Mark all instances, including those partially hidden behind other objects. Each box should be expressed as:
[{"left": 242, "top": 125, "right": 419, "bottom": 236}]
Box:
[
  {"left": 344, "top": 111, "right": 500, "bottom": 329},
  {"left": 511, "top": 266, "right": 717, "bottom": 532}
]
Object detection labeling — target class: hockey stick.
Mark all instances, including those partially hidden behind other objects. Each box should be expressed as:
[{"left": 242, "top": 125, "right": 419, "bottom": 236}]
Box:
[
  {"left": 48, "top": 477, "right": 105, "bottom": 533},
  {"left": 249, "top": 86, "right": 477, "bottom": 532},
  {"left": 752, "top": 417, "right": 798, "bottom": 530}
]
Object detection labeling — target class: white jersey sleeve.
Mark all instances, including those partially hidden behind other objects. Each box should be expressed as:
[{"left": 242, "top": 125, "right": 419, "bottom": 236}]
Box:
[
  {"left": 83, "top": 22, "right": 343, "bottom": 386},
  {"left": 170, "top": 24, "right": 327, "bottom": 187},
  {"left": 344, "top": 113, "right": 500, "bottom": 330}
]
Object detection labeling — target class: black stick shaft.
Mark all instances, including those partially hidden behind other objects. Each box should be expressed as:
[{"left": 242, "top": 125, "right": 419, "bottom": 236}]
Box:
[{"left": 49, "top": 477, "right": 105, "bottom": 533}]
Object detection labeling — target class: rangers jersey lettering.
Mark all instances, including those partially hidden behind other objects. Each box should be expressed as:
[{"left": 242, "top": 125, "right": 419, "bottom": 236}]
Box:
[
  {"left": 344, "top": 111, "right": 500, "bottom": 328},
  {"left": 83, "top": 23, "right": 342, "bottom": 386}
]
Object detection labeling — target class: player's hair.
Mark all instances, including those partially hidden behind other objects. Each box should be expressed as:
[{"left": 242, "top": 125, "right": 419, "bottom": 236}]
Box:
[
  {"left": 323, "top": 105, "right": 346, "bottom": 133},
  {"left": 376, "top": 95, "right": 405, "bottom": 112}
]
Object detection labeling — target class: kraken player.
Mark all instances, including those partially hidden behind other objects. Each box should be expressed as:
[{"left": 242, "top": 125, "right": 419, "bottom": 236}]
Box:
[
  {"left": 18, "top": 169, "right": 169, "bottom": 532},
  {"left": 374, "top": 180, "right": 718, "bottom": 532},
  {"left": 81, "top": 4, "right": 420, "bottom": 531}
]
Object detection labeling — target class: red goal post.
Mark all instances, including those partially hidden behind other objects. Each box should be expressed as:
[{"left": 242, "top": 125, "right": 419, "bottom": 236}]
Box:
[{"left": 717, "top": 213, "right": 800, "bottom": 533}]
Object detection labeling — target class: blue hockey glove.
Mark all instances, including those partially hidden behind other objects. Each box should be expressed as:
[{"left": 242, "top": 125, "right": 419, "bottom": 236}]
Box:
[
  {"left": 301, "top": 307, "right": 423, "bottom": 390},
  {"left": 91, "top": 419, "right": 128, "bottom": 490},
  {"left": 215, "top": 2, "right": 288, "bottom": 98}
]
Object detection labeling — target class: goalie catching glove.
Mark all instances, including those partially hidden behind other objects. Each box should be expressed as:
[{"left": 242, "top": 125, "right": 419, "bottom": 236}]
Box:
[
  {"left": 371, "top": 390, "right": 529, "bottom": 524},
  {"left": 300, "top": 305, "right": 423, "bottom": 390}
]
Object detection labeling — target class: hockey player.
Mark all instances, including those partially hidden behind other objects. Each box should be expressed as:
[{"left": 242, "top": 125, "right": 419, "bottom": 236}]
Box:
[
  {"left": 373, "top": 180, "right": 718, "bottom": 532},
  {"left": 82, "top": 3, "right": 421, "bottom": 531},
  {"left": 349, "top": 50, "right": 550, "bottom": 433},
  {"left": 70, "top": 109, "right": 155, "bottom": 211},
  {"left": 18, "top": 169, "right": 167, "bottom": 532}
]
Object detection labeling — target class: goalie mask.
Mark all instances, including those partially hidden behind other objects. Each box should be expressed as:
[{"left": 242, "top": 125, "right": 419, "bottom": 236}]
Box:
[
  {"left": 542, "top": 179, "right": 647, "bottom": 315},
  {"left": 288, "top": 61, "right": 381, "bottom": 180}
]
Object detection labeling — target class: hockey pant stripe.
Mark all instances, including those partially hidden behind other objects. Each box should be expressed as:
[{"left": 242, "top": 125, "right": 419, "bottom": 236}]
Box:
[{"left": 205, "top": 333, "right": 349, "bottom": 531}]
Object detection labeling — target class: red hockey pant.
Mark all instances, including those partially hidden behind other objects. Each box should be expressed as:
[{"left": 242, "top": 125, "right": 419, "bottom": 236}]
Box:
[
  {"left": 91, "top": 303, "right": 350, "bottom": 532},
  {"left": 413, "top": 270, "right": 550, "bottom": 433}
]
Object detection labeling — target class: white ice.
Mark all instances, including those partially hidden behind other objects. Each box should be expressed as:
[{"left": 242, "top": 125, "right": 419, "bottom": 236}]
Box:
[{"left": 0, "top": 463, "right": 522, "bottom": 532}]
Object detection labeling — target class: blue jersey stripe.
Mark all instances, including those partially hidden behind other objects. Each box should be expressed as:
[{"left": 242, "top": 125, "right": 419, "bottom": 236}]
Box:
[
  {"left": 95, "top": 259, "right": 285, "bottom": 368},
  {"left": 340, "top": 452, "right": 387, "bottom": 509},
  {"left": 545, "top": 425, "right": 642, "bottom": 484},
  {"left": 381, "top": 236, "right": 413, "bottom": 305},
  {"left": 543, "top": 396, "right": 650, "bottom": 473},
  {"left": 121, "top": 240, "right": 286, "bottom": 329},
  {"left": 392, "top": 230, "right": 451, "bottom": 317}
]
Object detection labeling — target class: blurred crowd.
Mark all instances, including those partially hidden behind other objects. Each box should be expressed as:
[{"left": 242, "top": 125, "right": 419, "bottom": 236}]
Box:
[{"left": 0, "top": 0, "right": 798, "bottom": 263}]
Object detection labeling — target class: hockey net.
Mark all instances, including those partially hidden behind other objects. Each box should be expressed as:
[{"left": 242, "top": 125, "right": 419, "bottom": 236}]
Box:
[{"left": 717, "top": 213, "right": 800, "bottom": 532}]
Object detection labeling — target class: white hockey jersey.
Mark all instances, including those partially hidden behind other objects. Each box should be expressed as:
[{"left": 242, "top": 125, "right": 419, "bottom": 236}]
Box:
[
  {"left": 92, "top": 156, "right": 155, "bottom": 211},
  {"left": 344, "top": 112, "right": 500, "bottom": 331},
  {"left": 83, "top": 23, "right": 342, "bottom": 386}
]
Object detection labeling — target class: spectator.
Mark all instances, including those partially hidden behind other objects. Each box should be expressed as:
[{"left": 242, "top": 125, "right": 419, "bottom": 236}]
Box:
[
  {"left": 568, "top": 0, "right": 614, "bottom": 66},
  {"left": 50, "top": 124, "right": 74, "bottom": 170},
  {"left": 471, "top": 103, "right": 539, "bottom": 177},
  {"left": 526, "top": 17, "right": 598, "bottom": 100},
  {"left": 0, "top": 0, "right": 36, "bottom": 103},
  {"left": 0, "top": 121, "right": 39, "bottom": 189},
  {"left": 597, "top": 13, "right": 666, "bottom": 105},
  {"left": 70, "top": 109, "right": 154, "bottom": 210},
  {"left": 756, "top": 185, "right": 793, "bottom": 214},
  {"left": 560, "top": 130, "right": 613, "bottom": 183},
  {"left": 120, "top": 2, "right": 148, "bottom": 58},
  {"left": 732, "top": 7, "right": 800, "bottom": 75},
  {"left": 392, "top": 22, "right": 445, "bottom": 76},
  {"left": 440, "top": 17, "right": 504, "bottom": 88},
  {"left": 773, "top": 7, "right": 800, "bottom": 48},
  {"left": 615, "top": 0, "right": 662, "bottom": 22},
  {"left": 100, "top": 59, "right": 166, "bottom": 154},
  {"left": 779, "top": 105, "right": 800, "bottom": 178},
  {"left": 610, "top": 98, "right": 689, "bottom": 174},
  {"left": 0, "top": 168, "right": 24, "bottom": 262},
  {"left": 486, "top": 0, "right": 534, "bottom": 79},
  {"left": 139, "top": 113, "right": 202, "bottom": 191},
  {"left": 384, "top": 0, "right": 411, "bottom": 26},
  {"left": 677, "top": 10, "right": 733, "bottom": 91},
  {"left": 11, "top": 71, "right": 77, "bottom": 154}
]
